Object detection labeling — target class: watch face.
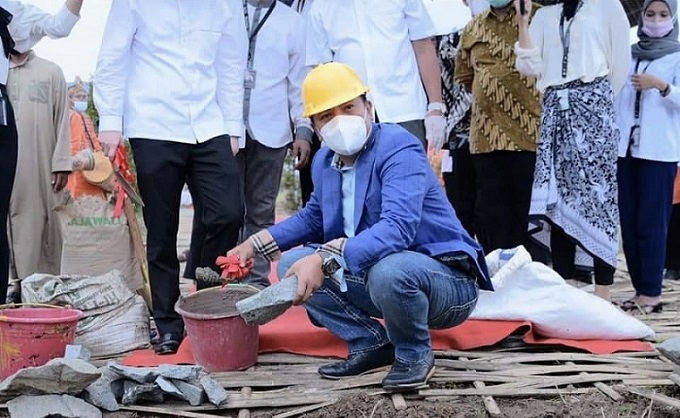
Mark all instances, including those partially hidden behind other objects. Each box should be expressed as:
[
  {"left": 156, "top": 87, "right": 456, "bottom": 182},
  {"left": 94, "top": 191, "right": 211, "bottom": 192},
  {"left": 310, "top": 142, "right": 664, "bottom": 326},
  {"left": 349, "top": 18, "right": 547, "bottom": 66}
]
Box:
[{"left": 323, "top": 257, "right": 341, "bottom": 275}]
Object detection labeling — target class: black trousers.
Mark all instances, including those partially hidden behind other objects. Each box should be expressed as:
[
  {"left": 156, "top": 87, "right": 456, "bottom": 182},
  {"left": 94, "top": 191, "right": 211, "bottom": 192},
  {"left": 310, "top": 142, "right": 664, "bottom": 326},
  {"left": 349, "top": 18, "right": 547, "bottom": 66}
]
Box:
[
  {"left": 0, "top": 86, "right": 17, "bottom": 302},
  {"left": 472, "top": 150, "right": 536, "bottom": 254},
  {"left": 130, "top": 136, "right": 242, "bottom": 336},
  {"left": 182, "top": 180, "right": 205, "bottom": 280},
  {"left": 550, "top": 228, "right": 614, "bottom": 286},
  {"left": 666, "top": 204, "right": 680, "bottom": 270},
  {"left": 443, "top": 143, "right": 476, "bottom": 237}
]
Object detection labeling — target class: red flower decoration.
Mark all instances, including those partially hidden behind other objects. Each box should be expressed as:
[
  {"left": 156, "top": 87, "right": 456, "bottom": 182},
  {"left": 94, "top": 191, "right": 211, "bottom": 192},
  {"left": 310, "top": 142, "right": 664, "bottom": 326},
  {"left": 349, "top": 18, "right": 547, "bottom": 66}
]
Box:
[{"left": 216, "top": 254, "right": 254, "bottom": 285}]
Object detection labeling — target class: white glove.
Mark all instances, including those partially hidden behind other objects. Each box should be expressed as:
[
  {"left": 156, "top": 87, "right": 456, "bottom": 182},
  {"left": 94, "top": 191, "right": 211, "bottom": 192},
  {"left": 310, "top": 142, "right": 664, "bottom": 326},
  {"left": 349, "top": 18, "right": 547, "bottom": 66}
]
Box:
[{"left": 425, "top": 113, "right": 447, "bottom": 152}]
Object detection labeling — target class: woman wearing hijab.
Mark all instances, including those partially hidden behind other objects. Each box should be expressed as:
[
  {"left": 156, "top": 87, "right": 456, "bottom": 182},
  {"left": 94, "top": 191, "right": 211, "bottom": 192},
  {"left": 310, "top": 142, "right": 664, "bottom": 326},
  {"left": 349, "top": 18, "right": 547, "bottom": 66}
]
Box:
[
  {"left": 615, "top": 0, "right": 680, "bottom": 313},
  {"left": 513, "top": 0, "right": 630, "bottom": 301}
]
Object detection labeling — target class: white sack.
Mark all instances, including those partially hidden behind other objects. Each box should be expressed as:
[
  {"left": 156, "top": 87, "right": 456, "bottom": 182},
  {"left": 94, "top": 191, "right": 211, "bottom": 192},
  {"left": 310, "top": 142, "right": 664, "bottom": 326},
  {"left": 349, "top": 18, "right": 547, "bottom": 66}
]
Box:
[{"left": 470, "top": 246, "right": 654, "bottom": 341}]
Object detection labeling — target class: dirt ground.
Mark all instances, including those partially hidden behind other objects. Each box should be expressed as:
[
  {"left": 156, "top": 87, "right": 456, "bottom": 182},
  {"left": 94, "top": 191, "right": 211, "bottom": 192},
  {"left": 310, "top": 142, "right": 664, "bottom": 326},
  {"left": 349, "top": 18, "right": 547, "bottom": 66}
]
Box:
[{"left": 83, "top": 388, "right": 679, "bottom": 418}]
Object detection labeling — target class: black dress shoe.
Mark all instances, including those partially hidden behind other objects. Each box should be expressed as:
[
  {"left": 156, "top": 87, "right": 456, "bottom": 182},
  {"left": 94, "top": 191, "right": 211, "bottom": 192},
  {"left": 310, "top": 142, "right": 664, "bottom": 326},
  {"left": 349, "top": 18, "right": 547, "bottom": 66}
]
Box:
[
  {"left": 382, "top": 353, "right": 435, "bottom": 392},
  {"left": 318, "top": 344, "right": 394, "bottom": 379},
  {"left": 154, "top": 333, "right": 182, "bottom": 355}
]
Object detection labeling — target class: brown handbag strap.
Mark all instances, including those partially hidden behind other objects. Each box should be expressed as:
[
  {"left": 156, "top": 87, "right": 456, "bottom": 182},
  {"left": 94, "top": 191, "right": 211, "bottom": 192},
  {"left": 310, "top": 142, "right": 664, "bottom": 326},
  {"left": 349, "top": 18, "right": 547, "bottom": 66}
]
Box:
[{"left": 78, "top": 112, "right": 97, "bottom": 150}]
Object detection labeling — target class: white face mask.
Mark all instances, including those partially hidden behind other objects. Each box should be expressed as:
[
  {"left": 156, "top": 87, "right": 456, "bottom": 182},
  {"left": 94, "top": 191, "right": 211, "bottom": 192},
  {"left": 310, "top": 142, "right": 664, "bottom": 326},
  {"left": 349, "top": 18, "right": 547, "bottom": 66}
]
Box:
[
  {"left": 319, "top": 110, "right": 369, "bottom": 156},
  {"left": 469, "top": 0, "right": 490, "bottom": 16}
]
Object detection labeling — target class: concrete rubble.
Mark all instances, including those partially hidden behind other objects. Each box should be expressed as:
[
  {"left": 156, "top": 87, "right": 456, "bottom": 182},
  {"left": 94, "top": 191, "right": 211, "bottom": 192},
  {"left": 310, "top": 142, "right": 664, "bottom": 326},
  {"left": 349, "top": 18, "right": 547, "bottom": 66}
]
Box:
[
  {"left": 236, "top": 275, "right": 298, "bottom": 325},
  {"left": 121, "top": 380, "right": 164, "bottom": 405},
  {"left": 109, "top": 363, "right": 158, "bottom": 383},
  {"left": 155, "top": 376, "right": 185, "bottom": 400},
  {"left": 8, "top": 394, "right": 102, "bottom": 418},
  {"left": 158, "top": 364, "right": 202, "bottom": 381},
  {"left": 0, "top": 358, "right": 101, "bottom": 397},
  {"left": 82, "top": 366, "right": 121, "bottom": 411},
  {"left": 173, "top": 380, "right": 205, "bottom": 406},
  {"left": 659, "top": 336, "right": 680, "bottom": 365},
  {"left": 200, "top": 374, "right": 229, "bottom": 406},
  {"left": 1, "top": 358, "right": 230, "bottom": 416}
]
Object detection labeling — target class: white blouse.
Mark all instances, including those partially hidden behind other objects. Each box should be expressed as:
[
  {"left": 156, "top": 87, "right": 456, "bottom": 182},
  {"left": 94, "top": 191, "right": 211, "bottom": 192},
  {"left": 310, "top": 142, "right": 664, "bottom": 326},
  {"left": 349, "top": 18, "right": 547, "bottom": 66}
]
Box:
[
  {"left": 615, "top": 52, "right": 680, "bottom": 162},
  {"left": 513, "top": 0, "right": 630, "bottom": 94}
]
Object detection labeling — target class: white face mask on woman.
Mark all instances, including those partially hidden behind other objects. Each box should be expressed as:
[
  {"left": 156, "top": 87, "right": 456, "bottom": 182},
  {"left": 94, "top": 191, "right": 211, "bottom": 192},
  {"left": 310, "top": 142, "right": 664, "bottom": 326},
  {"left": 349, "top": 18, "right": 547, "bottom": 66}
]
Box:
[{"left": 319, "top": 109, "right": 370, "bottom": 156}]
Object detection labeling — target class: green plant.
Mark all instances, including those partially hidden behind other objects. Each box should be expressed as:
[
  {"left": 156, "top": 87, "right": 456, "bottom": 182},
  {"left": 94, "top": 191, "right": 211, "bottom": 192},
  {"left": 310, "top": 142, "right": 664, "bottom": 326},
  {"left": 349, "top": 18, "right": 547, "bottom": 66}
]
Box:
[{"left": 278, "top": 153, "right": 301, "bottom": 214}]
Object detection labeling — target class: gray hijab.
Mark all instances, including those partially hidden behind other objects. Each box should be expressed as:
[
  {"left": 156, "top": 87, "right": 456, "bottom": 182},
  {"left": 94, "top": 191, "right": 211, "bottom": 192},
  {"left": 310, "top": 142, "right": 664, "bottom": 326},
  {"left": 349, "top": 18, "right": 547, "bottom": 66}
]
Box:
[{"left": 632, "top": 0, "right": 680, "bottom": 60}]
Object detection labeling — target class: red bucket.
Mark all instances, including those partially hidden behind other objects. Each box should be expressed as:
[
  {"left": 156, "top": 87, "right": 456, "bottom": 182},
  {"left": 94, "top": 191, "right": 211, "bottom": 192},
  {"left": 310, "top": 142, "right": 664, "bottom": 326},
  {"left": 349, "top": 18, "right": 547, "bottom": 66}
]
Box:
[
  {"left": 0, "top": 304, "right": 83, "bottom": 379},
  {"left": 175, "top": 285, "right": 259, "bottom": 372}
]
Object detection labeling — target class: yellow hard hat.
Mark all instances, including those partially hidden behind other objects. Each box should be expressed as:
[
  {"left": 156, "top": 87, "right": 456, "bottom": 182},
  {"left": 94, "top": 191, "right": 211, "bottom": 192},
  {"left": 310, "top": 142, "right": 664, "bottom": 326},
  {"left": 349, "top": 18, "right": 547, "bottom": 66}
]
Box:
[{"left": 302, "top": 62, "right": 370, "bottom": 118}]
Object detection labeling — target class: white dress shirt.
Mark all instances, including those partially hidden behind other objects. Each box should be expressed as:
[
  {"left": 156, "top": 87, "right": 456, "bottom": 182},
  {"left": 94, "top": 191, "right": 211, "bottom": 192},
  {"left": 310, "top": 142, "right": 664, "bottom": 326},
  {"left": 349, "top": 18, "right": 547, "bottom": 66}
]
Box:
[
  {"left": 616, "top": 52, "right": 680, "bottom": 162},
  {"left": 514, "top": 0, "right": 630, "bottom": 95},
  {"left": 306, "top": 0, "right": 437, "bottom": 123},
  {"left": 244, "top": 2, "right": 311, "bottom": 148},
  {"left": 94, "top": 0, "right": 247, "bottom": 143},
  {"left": 0, "top": 1, "right": 79, "bottom": 84}
]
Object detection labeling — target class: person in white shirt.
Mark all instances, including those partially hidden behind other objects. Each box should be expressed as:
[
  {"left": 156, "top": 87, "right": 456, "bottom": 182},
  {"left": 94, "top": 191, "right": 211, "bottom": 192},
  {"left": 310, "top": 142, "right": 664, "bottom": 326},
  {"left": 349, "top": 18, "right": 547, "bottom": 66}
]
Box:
[
  {"left": 615, "top": 0, "right": 680, "bottom": 314},
  {"left": 285, "top": 0, "right": 319, "bottom": 207},
  {"left": 0, "top": 0, "right": 82, "bottom": 305},
  {"left": 515, "top": 0, "right": 630, "bottom": 301},
  {"left": 94, "top": 0, "right": 248, "bottom": 355},
  {"left": 234, "top": 0, "right": 313, "bottom": 288},
  {"left": 305, "top": 0, "right": 447, "bottom": 151}
]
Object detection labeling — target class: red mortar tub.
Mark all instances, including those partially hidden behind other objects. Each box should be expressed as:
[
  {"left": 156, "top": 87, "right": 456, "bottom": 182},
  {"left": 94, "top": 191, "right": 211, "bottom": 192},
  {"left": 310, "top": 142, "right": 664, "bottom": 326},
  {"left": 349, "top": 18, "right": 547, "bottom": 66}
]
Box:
[
  {"left": 0, "top": 304, "right": 83, "bottom": 379},
  {"left": 175, "top": 285, "right": 259, "bottom": 372}
]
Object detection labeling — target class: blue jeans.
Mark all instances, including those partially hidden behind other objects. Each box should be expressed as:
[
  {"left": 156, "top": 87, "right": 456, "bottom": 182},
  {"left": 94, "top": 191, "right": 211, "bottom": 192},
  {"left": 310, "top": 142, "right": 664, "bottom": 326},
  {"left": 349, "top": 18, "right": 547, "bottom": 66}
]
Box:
[{"left": 277, "top": 248, "right": 479, "bottom": 364}]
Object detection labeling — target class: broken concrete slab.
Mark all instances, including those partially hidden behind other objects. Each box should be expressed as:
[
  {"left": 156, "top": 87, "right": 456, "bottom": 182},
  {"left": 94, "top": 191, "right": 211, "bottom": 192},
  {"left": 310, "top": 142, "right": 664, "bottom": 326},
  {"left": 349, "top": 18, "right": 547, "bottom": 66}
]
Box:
[
  {"left": 158, "top": 364, "right": 202, "bottom": 382},
  {"left": 64, "top": 345, "right": 91, "bottom": 361},
  {"left": 109, "top": 363, "right": 157, "bottom": 384},
  {"left": 659, "top": 337, "right": 680, "bottom": 365},
  {"left": 173, "top": 379, "right": 205, "bottom": 406},
  {"left": 110, "top": 379, "right": 125, "bottom": 400},
  {"left": 156, "top": 376, "right": 185, "bottom": 400},
  {"left": 0, "top": 358, "right": 100, "bottom": 397},
  {"left": 199, "top": 375, "right": 228, "bottom": 406},
  {"left": 121, "top": 380, "right": 163, "bottom": 405},
  {"left": 235, "top": 276, "right": 298, "bottom": 325},
  {"left": 8, "top": 394, "right": 102, "bottom": 418},
  {"left": 82, "top": 366, "right": 121, "bottom": 411}
]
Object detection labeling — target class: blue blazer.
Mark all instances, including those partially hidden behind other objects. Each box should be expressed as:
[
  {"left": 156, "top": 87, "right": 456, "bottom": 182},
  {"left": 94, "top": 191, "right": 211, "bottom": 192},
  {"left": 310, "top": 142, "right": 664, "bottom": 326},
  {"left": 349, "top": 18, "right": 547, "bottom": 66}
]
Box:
[{"left": 269, "top": 123, "right": 492, "bottom": 290}]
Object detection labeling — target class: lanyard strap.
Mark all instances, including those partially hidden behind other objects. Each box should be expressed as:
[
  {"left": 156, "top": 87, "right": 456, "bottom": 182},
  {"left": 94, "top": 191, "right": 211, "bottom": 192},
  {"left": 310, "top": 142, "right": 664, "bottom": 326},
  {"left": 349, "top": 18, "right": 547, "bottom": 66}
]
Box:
[
  {"left": 559, "top": 1, "right": 584, "bottom": 78},
  {"left": 633, "top": 59, "right": 653, "bottom": 120},
  {"left": 296, "top": 0, "right": 306, "bottom": 13},
  {"left": 242, "top": 1, "right": 276, "bottom": 64}
]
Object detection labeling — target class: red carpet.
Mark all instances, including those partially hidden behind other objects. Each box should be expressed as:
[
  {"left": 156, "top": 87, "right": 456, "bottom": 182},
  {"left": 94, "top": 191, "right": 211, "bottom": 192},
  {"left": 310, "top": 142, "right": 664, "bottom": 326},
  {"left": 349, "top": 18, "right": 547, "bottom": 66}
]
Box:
[{"left": 121, "top": 305, "right": 654, "bottom": 367}]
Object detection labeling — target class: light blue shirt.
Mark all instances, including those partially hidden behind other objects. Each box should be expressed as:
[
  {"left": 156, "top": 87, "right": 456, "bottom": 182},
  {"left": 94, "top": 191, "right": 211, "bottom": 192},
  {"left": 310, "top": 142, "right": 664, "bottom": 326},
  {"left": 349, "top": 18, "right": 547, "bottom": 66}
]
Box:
[{"left": 327, "top": 153, "right": 358, "bottom": 292}]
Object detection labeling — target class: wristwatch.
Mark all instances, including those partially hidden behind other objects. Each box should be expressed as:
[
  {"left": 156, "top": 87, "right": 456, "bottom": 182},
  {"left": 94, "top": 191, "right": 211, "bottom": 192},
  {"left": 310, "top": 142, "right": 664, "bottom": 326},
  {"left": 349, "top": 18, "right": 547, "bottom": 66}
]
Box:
[
  {"left": 427, "top": 102, "right": 447, "bottom": 115},
  {"left": 318, "top": 250, "right": 342, "bottom": 276}
]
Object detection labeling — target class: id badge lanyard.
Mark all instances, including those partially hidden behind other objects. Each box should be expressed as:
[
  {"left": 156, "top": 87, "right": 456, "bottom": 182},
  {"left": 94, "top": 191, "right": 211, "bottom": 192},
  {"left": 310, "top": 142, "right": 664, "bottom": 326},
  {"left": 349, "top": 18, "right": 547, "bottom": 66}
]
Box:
[
  {"left": 558, "top": 1, "right": 584, "bottom": 79},
  {"left": 629, "top": 59, "right": 652, "bottom": 148},
  {"left": 242, "top": 0, "right": 276, "bottom": 87},
  {"left": 556, "top": 1, "right": 583, "bottom": 112}
]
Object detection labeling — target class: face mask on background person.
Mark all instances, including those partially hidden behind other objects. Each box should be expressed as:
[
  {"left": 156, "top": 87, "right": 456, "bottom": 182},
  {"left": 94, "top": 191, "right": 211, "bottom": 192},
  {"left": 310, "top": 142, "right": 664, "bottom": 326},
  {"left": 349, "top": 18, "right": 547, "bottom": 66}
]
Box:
[
  {"left": 469, "top": 0, "right": 490, "bottom": 16},
  {"left": 642, "top": 16, "right": 675, "bottom": 37},
  {"left": 319, "top": 109, "right": 370, "bottom": 156},
  {"left": 487, "top": 0, "right": 512, "bottom": 8},
  {"left": 73, "top": 101, "right": 88, "bottom": 113}
]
